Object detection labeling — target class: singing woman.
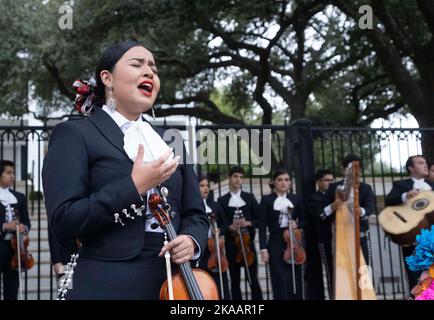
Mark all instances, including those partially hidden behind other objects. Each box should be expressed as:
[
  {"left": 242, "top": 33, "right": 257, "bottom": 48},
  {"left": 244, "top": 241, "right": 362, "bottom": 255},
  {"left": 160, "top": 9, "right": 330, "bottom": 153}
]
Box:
[
  {"left": 259, "top": 168, "right": 304, "bottom": 300},
  {"left": 42, "top": 40, "right": 209, "bottom": 299}
]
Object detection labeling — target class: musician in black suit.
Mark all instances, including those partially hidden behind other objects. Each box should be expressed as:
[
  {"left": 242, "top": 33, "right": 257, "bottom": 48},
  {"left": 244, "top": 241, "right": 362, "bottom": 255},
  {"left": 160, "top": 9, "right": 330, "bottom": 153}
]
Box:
[
  {"left": 0, "top": 160, "right": 31, "bottom": 300},
  {"left": 385, "top": 155, "right": 434, "bottom": 289},
  {"left": 305, "top": 169, "right": 334, "bottom": 300},
  {"left": 42, "top": 41, "right": 209, "bottom": 299},
  {"left": 218, "top": 166, "right": 263, "bottom": 300},
  {"left": 323, "top": 155, "right": 374, "bottom": 265},
  {"left": 259, "top": 169, "right": 304, "bottom": 300},
  {"left": 197, "top": 175, "right": 231, "bottom": 300}
]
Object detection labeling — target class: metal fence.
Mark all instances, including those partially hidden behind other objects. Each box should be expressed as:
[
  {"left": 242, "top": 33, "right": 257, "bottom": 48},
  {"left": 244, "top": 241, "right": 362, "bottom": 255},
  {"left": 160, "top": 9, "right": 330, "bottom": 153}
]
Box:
[{"left": 0, "top": 120, "right": 430, "bottom": 300}]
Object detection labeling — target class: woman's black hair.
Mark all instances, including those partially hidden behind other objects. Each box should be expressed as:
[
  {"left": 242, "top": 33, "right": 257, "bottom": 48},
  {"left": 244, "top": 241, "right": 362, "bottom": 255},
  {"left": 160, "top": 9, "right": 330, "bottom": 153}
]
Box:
[
  {"left": 94, "top": 40, "right": 146, "bottom": 107},
  {"left": 269, "top": 168, "right": 292, "bottom": 190},
  {"left": 272, "top": 168, "right": 292, "bottom": 181},
  {"left": 197, "top": 174, "right": 209, "bottom": 183}
]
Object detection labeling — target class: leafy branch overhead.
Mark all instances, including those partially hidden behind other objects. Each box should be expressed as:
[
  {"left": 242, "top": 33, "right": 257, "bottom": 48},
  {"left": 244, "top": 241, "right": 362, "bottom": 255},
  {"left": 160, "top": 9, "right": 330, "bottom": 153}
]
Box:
[{"left": 0, "top": 0, "right": 432, "bottom": 133}]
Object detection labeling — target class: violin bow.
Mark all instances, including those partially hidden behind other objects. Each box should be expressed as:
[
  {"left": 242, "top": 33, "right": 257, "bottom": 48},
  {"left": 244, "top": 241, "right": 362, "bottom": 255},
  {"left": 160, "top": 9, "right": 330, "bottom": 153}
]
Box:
[
  {"left": 234, "top": 208, "right": 252, "bottom": 287},
  {"left": 211, "top": 214, "right": 225, "bottom": 298},
  {"left": 286, "top": 208, "right": 297, "bottom": 294},
  {"left": 15, "top": 223, "right": 23, "bottom": 300},
  {"left": 163, "top": 232, "right": 174, "bottom": 300}
]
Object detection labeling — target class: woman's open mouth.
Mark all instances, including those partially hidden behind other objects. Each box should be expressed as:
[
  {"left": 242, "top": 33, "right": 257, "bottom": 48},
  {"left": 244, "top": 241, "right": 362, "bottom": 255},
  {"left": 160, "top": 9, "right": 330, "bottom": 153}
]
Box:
[{"left": 138, "top": 80, "right": 153, "bottom": 97}]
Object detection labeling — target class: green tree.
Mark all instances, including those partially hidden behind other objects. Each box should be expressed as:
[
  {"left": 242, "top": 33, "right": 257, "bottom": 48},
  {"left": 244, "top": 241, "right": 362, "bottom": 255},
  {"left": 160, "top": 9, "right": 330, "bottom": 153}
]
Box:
[{"left": 333, "top": 0, "right": 434, "bottom": 158}]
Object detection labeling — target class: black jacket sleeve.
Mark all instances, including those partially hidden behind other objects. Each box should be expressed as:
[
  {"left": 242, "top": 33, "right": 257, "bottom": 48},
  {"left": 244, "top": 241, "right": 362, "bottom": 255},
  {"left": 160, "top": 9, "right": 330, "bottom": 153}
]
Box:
[
  {"left": 18, "top": 193, "right": 31, "bottom": 231},
  {"left": 48, "top": 227, "right": 63, "bottom": 265},
  {"left": 258, "top": 196, "right": 268, "bottom": 250},
  {"left": 0, "top": 212, "right": 5, "bottom": 238},
  {"left": 361, "top": 183, "right": 375, "bottom": 218},
  {"left": 178, "top": 162, "right": 210, "bottom": 256},
  {"left": 215, "top": 202, "right": 229, "bottom": 236},
  {"left": 249, "top": 193, "right": 260, "bottom": 229},
  {"left": 385, "top": 181, "right": 406, "bottom": 206},
  {"left": 42, "top": 122, "right": 144, "bottom": 242},
  {"left": 292, "top": 194, "right": 306, "bottom": 229},
  {"left": 307, "top": 193, "right": 328, "bottom": 225}
]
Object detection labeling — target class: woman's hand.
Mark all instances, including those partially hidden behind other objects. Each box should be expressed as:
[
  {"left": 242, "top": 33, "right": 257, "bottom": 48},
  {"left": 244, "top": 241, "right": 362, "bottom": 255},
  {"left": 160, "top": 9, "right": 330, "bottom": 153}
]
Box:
[
  {"left": 131, "top": 144, "right": 180, "bottom": 194},
  {"left": 53, "top": 263, "right": 65, "bottom": 275},
  {"left": 261, "top": 250, "right": 269, "bottom": 263},
  {"left": 159, "top": 235, "right": 196, "bottom": 264}
]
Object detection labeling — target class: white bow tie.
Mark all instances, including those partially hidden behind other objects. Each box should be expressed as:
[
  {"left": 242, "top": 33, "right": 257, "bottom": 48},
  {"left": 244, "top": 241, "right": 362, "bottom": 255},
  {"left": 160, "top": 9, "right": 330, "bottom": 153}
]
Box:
[
  {"left": 123, "top": 121, "right": 174, "bottom": 164},
  {"left": 273, "top": 195, "right": 294, "bottom": 212},
  {"left": 228, "top": 193, "right": 246, "bottom": 208},
  {"left": 0, "top": 188, "right": 17, "bottom": 206}
]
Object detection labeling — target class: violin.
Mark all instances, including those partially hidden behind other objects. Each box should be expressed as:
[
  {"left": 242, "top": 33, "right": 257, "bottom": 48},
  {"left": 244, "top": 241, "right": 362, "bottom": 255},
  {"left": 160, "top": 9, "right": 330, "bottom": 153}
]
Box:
[
  {"left": 9, "top": 209, "right": 34, "bottom": 272},
  {"left": 282, "top": 209, "right": 306, "bottom": 265},
  {"left": 148, "top": 188, "right": 219, "bottom": 300},
  {"left": 207, "top": 211, "right": 228, "bottom": 299},
  {"left": 207, "top": 211, "right": 228, "bottom": 272},
  {"left": 232, "top": 209, "right": 254, "bottom": 267},
  {"left": 10, "top": 230, "right": 35, "bottom": 271}
]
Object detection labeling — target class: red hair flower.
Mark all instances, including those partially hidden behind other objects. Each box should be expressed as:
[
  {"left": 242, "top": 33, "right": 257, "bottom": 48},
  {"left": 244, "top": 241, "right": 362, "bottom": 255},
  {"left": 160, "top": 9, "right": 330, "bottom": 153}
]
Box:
[{"left": 72, "top": 79, "right": 96, "bottom": 115}]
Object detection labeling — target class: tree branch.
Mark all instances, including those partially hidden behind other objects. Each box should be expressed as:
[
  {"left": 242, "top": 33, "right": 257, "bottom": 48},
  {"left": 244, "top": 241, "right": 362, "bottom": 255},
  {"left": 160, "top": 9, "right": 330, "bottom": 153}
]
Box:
[
  {"left": 333, "top": 0, "right": 425, "bottom": 113},
  {"left": 158, "top": 93, "right": 243, "bottom": 124},
  {"left": 417, "top": 0, "right": 434, "bottom": 36},
  {"left": 42, "top": 56, "right": 75, "bottom": 101},
  {"left": 359, "top": 102, "right": 404, "bottom": 126}
]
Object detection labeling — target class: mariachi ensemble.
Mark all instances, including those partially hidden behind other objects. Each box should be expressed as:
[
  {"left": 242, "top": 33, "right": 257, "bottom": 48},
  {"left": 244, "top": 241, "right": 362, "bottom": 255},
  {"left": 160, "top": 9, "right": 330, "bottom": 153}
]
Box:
[{"left": 23, "top": 41, "right": 433, "bottom": 301}]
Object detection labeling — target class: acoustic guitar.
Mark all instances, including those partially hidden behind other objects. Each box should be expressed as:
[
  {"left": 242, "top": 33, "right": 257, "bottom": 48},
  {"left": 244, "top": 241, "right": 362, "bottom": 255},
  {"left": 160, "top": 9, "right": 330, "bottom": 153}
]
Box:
[{"left": 378, "top": 191, "right": 434, "bottom": 246}]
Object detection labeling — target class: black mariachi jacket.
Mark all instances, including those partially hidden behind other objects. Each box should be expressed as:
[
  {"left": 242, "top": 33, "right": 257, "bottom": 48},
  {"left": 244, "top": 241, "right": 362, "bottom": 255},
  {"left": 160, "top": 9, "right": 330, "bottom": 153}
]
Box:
[
  {"left": 217, "top": 191, "right": 259, "bottom": 242},
  {"left": 258, "top": 192, "right": 303, "bottom": 250},
  {"left": 0, "top": 190, "right": 31, "bottom": 240},
  {"left": 385, "top": 178, "right": 434, "bottom": 206},
  {"left": 42, "top": 107, "right": 209, "bottom": 261},
  {"left": 306, "top": 191, "right": 332, "bottom": 241}
]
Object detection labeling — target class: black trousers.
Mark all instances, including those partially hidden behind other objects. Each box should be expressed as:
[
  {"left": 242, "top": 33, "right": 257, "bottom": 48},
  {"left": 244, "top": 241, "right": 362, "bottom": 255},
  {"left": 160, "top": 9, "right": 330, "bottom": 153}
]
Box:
[
  {"left": 305, "top": 223, "right": 329, "bottom": 300},
  {"left": 0, "top": 240, "right": 18, "bottom": 300},
  {"left": 401, "top": 245, "right": 419, "bottom": 290},
  {"left": 268, "top": 234, "right": 303, "bottom": 300},
  {"left": 66, "top": 232, "right": 168, "bottom": 300},
  {"left": 225, "top": 236, "right": 263, "bottom": 300}
]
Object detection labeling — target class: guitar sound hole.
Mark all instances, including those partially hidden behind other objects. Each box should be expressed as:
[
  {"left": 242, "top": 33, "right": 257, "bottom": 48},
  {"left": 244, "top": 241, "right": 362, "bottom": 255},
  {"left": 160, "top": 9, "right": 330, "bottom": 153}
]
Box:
[
  {"left": 411, "top": 198, "right": 429, "bottom": 211},
  {"left": 393, "top": 211, "right": 407, "bottom": 223}
]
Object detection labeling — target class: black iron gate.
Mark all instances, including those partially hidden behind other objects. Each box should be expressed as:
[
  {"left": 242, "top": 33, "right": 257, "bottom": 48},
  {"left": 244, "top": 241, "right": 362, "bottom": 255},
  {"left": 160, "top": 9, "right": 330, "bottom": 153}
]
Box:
[{"left": 0, "top": 121, "right": 429, "bottom": 299}]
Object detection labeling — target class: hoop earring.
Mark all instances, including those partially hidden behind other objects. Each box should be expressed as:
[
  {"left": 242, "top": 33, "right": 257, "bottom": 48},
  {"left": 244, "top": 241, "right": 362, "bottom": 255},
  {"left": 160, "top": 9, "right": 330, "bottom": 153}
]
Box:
[
  {"left": 152, "top": 107, "right": 156, "bottom": 120},
  {"left": 106, "top": 87, "right": 116, "bottom": 111}
]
